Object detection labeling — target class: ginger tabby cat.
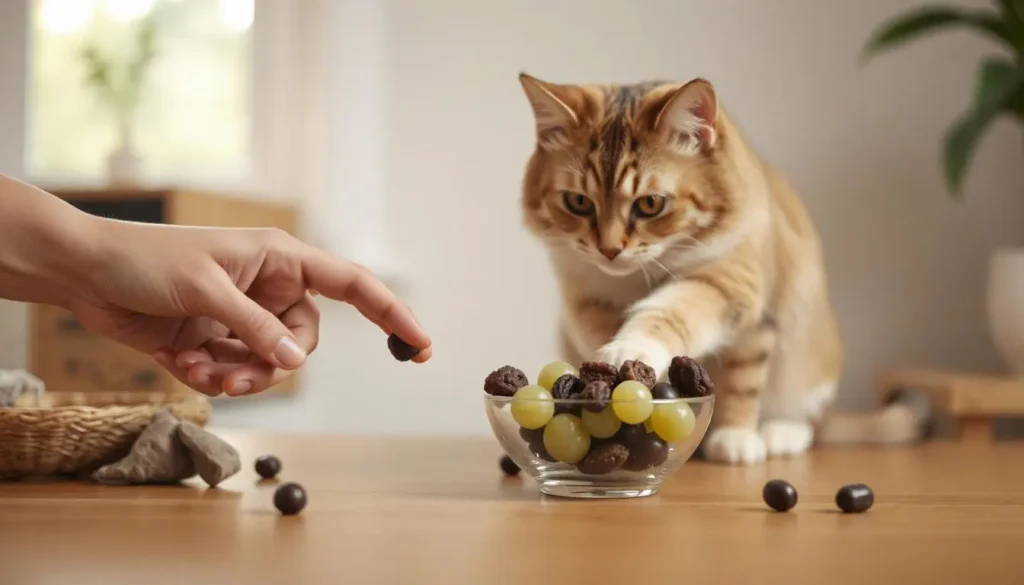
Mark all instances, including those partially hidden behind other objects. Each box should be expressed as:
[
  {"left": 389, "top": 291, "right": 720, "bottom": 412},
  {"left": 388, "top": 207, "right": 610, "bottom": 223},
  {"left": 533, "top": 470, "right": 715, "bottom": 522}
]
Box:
[{"left": 517, "top": 73, "right": 923, "bottom": 464}]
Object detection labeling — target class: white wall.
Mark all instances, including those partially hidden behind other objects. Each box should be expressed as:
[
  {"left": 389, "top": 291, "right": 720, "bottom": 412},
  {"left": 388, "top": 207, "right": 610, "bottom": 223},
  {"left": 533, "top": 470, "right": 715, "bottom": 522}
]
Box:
[
  {"left": 3, "top": 0, "right": 1023, "bottom": 437},
  {"left": 0, "top": 0, "right": 29, "bottom": 371}
]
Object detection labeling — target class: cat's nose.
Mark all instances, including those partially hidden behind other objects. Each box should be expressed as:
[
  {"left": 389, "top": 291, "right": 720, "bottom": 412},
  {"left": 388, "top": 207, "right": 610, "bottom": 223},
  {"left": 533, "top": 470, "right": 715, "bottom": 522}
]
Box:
[{"left": 598, "top": 247, "right": 622, "bottom": 261}]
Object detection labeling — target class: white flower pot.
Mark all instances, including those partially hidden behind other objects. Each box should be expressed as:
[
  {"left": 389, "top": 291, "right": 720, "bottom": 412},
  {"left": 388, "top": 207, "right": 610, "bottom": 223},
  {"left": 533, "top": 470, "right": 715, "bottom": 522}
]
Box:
[
  {"left": 986, "top": 247, "right": 1024, "bottom": 375},
  {"left": 105, "top": 120, "right": 142, "bottom": 186}
]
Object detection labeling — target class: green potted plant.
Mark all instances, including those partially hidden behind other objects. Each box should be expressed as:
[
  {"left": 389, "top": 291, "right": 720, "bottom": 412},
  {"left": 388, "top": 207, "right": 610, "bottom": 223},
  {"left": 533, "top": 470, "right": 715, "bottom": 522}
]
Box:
[
  {"left": 862, "top": 0, "right": 1024, "bottom": 374},
  {"left": 80, "top": 16, "right": 158, "bottom": 186}
]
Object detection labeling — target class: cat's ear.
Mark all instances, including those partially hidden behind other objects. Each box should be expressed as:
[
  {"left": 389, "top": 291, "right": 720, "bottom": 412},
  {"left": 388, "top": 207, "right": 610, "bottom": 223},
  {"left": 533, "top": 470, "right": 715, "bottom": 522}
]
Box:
[
  {"left": 652, "top": 78, "right": 719, "bottom": 154},
  {"left": 519, "top": 73, "right": 581, "bottom": 149}
]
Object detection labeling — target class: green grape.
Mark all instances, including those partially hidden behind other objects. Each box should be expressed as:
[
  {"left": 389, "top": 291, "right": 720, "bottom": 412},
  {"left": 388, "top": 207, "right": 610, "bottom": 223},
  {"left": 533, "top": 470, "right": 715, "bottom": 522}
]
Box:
[
  {"left": 611, "top": 380, "right": 654, "bottom": 424},
  {"left": 581, "top": 407, "right": 621, "bottom": 439},
  {"left": 644, "top": 418, "right": 655, "bottom": 433},
  {"left": 650, "top": 401, "right": 696, "bottom": 442},
  {"left": 537, "top": 361, "right": 578, "bottom": 390},
  {"left": 543, "top": 413, "right": 591, "bottom": 464},
  {"left": 511, "top": 385, "right": 555, "bottom": 429}
]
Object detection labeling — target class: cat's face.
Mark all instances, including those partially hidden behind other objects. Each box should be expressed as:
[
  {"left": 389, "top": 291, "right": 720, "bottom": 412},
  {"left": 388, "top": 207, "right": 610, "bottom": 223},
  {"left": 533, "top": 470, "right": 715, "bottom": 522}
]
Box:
[{"left": 519, "top": 74, "right": 744, "bottom": 276}]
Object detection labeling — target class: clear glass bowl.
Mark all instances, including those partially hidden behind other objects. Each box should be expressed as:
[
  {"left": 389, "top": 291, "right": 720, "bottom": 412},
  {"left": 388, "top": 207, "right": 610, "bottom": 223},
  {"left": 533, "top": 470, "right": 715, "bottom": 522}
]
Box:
[{"left": 485, "top": 393, "right": 714, "bottom": 499}]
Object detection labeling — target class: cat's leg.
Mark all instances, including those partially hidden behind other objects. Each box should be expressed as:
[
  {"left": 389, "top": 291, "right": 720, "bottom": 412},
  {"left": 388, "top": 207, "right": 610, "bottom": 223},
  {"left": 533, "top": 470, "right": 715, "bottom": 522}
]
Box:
[
  {"left": 758, "top": 296, "right": 842, "bottom": 457},
  {"left": 596, "top": 273, "right": 763, "bottom": 381},
  {"left": 759, "top": 384, "right": 834, "bottom": 457},
  {"left": 562, "top": 298, "right": 626, "bottom": 362},
  {"left": 700, "top": 321, "right": 777, "bottom": 464}
]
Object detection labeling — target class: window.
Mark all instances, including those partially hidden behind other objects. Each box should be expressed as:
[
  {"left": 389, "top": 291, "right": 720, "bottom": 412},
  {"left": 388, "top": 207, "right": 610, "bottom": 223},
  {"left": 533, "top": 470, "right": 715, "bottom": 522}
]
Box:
[{"left": 29, "top": 0, "right": 254, "bottom": 182}]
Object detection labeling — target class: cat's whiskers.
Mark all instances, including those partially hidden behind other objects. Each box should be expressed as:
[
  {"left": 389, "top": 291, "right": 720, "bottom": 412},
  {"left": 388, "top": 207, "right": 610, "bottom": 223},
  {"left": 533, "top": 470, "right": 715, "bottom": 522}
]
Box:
[
  {"left": 649, "top": 257, "right": 682, "bottom": 282},
  {"left": 665, "top": 234, "right": 713, "bottom": 254},
  {"left": 638, "top": 263, "right": 653, "bottom": 292}
]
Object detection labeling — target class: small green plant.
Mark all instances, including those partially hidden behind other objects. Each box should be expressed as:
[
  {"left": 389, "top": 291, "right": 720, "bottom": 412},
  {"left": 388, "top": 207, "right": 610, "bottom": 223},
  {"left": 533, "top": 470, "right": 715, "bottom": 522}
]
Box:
[
  {"left": 80, "top": 16, "right": 158, "bottom": 137},
  {"left": 862, "top": 0, "right": 1024, "bottom": 197}
]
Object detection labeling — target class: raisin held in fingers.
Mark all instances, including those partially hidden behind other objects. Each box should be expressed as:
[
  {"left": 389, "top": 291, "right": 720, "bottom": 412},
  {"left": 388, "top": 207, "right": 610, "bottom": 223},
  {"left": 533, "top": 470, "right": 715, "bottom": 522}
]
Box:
[
  {"left": 668, "top": 356, "right": 714, "bottom": 397},
  {"left": 387, "top": 333, "right": 421, "bottom": 361},
  {"left": 579, "top": 361, "right": 619, "bottom": 387},
  {"left": 580, "top": 380, "right": 612, "bottom": 412},
  {"left": 619, "top": 360, "right": 657, "bottom": 389},
  {"left": 484, "top": 365, "right": 529, "bottom": 397},
  {"left": 551, "top": 373, "right": 584, "bottom": 415}
]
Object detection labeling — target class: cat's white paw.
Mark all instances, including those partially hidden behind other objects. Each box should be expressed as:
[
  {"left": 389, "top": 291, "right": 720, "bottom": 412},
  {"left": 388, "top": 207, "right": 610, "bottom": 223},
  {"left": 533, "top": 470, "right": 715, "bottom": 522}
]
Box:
[
  {"left": 703, "top": 427, "right": 767, "bottom": 465},
  {"left": 596, "top": 336, "right": 671, "bottom": 379},
  {"left": 760, "top": 420, "right": 814, "bottom": 457}
]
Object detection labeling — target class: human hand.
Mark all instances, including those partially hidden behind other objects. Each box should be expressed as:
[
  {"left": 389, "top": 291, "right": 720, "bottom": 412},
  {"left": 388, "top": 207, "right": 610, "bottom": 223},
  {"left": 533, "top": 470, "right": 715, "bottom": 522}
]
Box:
[{"left": 66, "top": 220, "right": 431, "bottom": 397}]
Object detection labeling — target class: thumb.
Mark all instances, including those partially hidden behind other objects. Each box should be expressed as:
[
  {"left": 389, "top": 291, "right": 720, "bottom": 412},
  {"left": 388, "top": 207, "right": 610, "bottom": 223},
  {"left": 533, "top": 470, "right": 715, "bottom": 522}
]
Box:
[{"left": 195, "top": 279, "right": 307, "bottom": 370}]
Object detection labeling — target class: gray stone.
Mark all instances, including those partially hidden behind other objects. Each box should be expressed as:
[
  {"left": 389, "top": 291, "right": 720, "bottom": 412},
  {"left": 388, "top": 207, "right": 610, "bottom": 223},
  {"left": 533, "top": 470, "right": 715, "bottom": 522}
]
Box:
[
  {"left": 177, "top": 420, "right": 241, "bottom": 487},
  {"left": 93, "top": 409, "right": 196, "bottom": 484}
]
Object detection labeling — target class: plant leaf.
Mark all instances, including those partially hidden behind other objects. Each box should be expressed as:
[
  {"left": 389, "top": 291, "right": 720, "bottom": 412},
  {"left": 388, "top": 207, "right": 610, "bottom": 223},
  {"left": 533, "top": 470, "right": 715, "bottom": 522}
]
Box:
[
  {"left": 995, "top": 0, "right": 1024, "bottom": 26},
  {"left": 861, "top": 6, "right": 1020, "bottom": 60},
  {"left": 975, "top": 56, "right": 1020, "bottom": 106},
  {"left": 943, "top": 60, "right": 1024, "bottom": 195}
]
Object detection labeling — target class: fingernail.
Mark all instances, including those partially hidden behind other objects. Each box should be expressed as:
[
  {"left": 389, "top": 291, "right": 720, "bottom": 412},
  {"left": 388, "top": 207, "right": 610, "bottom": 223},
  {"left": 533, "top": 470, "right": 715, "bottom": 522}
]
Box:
[
  {"left": 274, "top": 336, "right": 307, "bottom": 368},
  {"left": 228, "top": 380, "right": 253, "bottom": 396}
]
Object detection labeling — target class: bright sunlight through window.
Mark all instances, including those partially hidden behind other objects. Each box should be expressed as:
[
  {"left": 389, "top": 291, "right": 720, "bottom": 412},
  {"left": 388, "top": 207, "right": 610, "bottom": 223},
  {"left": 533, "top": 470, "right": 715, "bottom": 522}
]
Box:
[{"left": 30, "top": 0, "right": 254, "bottom": 181}]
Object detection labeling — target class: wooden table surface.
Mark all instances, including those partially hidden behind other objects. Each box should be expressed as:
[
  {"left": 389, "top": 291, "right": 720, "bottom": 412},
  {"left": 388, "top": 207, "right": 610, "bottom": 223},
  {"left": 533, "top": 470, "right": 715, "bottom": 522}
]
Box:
[{"left": 1, "top": 432, "right": 1023, "bottom": 585}]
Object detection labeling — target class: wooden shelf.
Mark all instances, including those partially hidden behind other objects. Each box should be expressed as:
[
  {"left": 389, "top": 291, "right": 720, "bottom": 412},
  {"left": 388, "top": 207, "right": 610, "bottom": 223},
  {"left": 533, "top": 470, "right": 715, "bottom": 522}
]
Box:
[{"left": 877, "top": 368, "right": 1024, "bottom": 443}]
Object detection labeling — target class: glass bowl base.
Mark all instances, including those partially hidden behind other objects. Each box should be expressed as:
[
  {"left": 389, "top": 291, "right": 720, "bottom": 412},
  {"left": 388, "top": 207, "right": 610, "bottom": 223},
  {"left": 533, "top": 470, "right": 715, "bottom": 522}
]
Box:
[{"left": 537, "top": 475, "right": 660, "bottom": 499}]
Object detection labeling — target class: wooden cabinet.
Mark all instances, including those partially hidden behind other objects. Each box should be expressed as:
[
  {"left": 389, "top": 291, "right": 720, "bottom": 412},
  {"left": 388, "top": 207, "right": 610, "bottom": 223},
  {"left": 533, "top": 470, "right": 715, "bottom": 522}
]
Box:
[{"left": 29, "top": 187, "right": 301, "bottom": 398}]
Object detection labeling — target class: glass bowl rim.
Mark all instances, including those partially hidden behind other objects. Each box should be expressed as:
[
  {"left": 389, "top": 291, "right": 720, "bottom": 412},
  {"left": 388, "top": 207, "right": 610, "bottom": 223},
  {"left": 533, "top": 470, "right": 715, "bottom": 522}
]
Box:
[{"left": 484, "top": 394, "right": 714, "bottom": 405}]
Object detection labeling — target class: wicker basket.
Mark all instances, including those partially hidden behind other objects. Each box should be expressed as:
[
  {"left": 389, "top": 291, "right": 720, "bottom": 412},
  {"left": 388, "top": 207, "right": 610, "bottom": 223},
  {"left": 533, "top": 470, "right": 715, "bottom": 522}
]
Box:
[{"left": 0, "top": 390, "right": 211, "bottom": 479}]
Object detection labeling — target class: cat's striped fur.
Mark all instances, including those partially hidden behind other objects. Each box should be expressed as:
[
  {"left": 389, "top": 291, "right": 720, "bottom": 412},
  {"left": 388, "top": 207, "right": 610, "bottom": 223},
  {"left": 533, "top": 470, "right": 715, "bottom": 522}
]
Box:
[{"left": 518, "top": 73, "right": 924, "bottom": 464}]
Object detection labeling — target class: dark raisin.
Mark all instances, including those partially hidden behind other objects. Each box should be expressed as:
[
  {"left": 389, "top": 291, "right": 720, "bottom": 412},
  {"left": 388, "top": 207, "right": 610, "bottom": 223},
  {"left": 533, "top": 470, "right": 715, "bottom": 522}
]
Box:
[
  {"left": 273, "top": 482, "right": 308, "bottom": 515},
  {"left": 619, "top": 359, "right": 657, "bottom": 389},
  {"left": 528, "top": 435, "right": 556, "bottom": 462},
  {"left": 615, "top": 423, "right": 648, "bottom": 447},
  {"left": 668, "top": 356, "right": 714, "bottom": 397},
  {"left": 551, "top": 373, "right": 584, "bottom": 414},
  {"left": 763, "top": 479, "right": 798, "bottom": 512},
  {"left": 579, "top": 380, "right": 612, "bottom": 412},
  {"left": 622, "top": 433, "right": 669, "bottom": 471},
  {"left": 386, "top": 333, "right": 420, "bottom": 361},
  {"left": 484, "top": 365, "right": 529, "bottom": 397},
  {"left": 499, "top": 455, "right": 520, "bottom": 476},
  {"left": 576, "top": 442, "right": 630, "bottom": 475},
  {"left": 518, "top": 426, "right": 543, "bottom": 443},
  {"left": 254, "top": 455, "right": 281, "bottom": 479},
  {"left": 579, "top": 361, "right": 619, "bottom": 387},
  {"left": 651, "top": 382, "right": 679, "bottom": 400},
  {"left": 835, "top": 483, "right": 874, "bottom": 513}
]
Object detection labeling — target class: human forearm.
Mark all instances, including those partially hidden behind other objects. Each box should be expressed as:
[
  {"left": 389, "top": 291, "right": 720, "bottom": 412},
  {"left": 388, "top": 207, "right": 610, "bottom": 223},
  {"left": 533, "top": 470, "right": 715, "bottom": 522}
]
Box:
[{"left": 0, "top": 175, "right": 102, "bottom": 307}]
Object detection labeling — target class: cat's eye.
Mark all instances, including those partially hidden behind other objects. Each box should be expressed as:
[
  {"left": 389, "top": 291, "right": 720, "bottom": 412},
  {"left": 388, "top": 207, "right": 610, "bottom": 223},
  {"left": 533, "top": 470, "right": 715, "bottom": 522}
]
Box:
[
  {"left": 562, "top": 191, "right": 595, "bottom": 216},
  {"left": 632, "top": 195, "right": 667, "bottom": 219}
]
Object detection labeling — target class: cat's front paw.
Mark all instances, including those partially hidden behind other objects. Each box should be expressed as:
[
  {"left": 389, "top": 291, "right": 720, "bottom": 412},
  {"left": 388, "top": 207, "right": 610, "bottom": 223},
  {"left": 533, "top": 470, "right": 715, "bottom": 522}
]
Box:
[
  {"left": 596, "top": 336, "right": 671, "bottom": 379},
  {"left": 702, "top": 427, "right": 767, "bottom": 465},
  {"left": 760, "top": 420, "right": 814, "bottom": 457}
]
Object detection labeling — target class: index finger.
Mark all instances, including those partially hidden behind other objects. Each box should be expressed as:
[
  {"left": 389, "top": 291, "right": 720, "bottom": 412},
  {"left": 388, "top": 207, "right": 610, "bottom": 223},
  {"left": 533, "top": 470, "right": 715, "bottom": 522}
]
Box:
[{"left": 300, "top": 247, "right": 432, "bottom": 350}]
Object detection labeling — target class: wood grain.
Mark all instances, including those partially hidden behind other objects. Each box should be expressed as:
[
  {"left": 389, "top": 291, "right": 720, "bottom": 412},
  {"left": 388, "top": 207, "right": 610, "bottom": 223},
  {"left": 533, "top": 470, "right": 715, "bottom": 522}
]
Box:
[{"left": 1, "top": 433, "right": 1022, "bottom": 585}]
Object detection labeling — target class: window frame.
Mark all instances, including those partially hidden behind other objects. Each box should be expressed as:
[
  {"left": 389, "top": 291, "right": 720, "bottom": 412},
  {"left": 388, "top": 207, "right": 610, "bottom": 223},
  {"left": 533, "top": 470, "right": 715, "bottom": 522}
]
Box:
[{"left": 11, "top": 0, "right": 303, "bottom": 198}]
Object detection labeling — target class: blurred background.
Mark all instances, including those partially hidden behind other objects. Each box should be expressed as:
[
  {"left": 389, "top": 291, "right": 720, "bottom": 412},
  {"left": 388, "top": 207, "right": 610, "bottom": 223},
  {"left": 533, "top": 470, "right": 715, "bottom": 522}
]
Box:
[{"left": 0, "top": 0, "right": 1021, "bottom": 436}]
